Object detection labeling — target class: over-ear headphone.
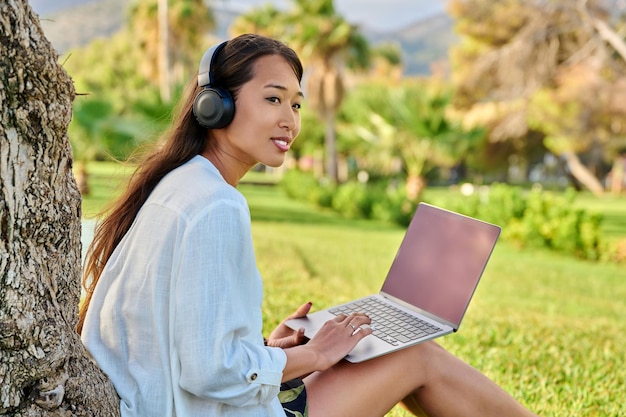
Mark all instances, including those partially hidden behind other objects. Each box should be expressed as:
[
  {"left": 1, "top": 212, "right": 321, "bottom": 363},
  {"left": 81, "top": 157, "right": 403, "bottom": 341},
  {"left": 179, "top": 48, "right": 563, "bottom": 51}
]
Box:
[{"left": 193, "top": 41, "right": 235, "bottom": 129}]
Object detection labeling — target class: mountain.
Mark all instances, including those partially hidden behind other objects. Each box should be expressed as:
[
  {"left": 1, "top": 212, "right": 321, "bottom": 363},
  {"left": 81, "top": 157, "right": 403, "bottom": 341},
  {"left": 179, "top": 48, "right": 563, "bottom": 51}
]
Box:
[
  {"left": 31, "top": 0, "right": 456, "bottom": 76},
  {"left": 32, "top": 0, "right": 127, "bottom": 53},
  {"left": 367, "top": 14, "right": 456, "bottom": 75}
]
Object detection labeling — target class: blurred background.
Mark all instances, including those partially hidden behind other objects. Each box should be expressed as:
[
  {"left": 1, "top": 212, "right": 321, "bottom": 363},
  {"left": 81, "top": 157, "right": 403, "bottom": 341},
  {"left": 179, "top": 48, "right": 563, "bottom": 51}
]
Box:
[{"left": 31, "top": 0, "right": 626, "bottom": 263}]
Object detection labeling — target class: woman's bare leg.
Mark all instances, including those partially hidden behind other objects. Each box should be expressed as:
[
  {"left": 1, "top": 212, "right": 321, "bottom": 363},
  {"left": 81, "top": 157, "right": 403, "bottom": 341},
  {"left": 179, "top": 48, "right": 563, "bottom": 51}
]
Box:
[{"left": 303, "top": 341, "right": 537, "bottom": 417}]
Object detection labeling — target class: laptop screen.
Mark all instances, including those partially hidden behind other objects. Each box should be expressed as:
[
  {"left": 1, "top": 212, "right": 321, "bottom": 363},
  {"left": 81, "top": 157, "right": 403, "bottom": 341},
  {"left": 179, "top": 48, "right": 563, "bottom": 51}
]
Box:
[{"left": 380, "top": 203, "right": 501, "bottom": 327}]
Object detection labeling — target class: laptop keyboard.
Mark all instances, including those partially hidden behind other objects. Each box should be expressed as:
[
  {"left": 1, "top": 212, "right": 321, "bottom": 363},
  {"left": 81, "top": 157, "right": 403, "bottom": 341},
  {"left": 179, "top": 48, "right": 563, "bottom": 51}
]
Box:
[{"left": 329, "top": 297, "right": 442, "bottom": 346}]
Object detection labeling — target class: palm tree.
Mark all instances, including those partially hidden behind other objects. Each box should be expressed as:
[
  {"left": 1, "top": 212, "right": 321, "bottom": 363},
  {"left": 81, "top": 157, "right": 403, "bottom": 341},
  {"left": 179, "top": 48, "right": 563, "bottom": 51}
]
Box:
[
  {"left": 231, "top": 0, "right": 370, "bottom": 183},
  {"left": 370, "top": 43, "right": 404, "bottom": 84},
  {"left": 129, "top": 0, "right": 215, "bottom": 102},
  {"left": 229, "top": 4, "right": 283, "bottom": 38},
  {"left": 340, "top": 79, "right": 484, "bottom": 199},
  {"left": 63, "top": 32, "right": 169, "bottom": 195},
  {"left": 287, "top": 0, "right": 369, "bottom": 183}
]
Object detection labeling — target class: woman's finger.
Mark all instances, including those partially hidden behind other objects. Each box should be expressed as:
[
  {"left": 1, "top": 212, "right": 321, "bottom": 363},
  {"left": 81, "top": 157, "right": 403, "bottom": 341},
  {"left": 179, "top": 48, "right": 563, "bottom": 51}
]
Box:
[
  {"left": 287, "top": 302, "right": 312, "bottom": 320},
  {"left": 344, "top": 312, "right": 371, "bottom": 327},
  {"left": 333, "top": 313, "right": 348, "bottom": 322}
]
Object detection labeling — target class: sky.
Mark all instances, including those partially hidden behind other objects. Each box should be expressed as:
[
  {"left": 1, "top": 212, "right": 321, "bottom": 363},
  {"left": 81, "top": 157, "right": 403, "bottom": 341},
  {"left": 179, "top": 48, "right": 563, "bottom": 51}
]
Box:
[
  {"left": 29, "top": 0, "right": 448, "bottom": 34},
  {"left": 216, "top": 0, "right": 447, "bottom": 32}
]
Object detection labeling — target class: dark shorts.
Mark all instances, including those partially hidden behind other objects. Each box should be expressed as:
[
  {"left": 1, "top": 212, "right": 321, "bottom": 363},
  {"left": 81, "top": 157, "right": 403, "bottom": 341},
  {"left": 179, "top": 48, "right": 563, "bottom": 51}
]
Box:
[{"left": 279, "top": 378, "right": 308, "bottom": 417}]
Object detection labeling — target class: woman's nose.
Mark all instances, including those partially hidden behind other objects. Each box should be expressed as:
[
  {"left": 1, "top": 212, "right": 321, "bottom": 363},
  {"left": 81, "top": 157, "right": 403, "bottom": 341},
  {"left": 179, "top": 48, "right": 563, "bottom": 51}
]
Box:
[{"left": 280, "top": 108, "right": 297, "bottom": 131}]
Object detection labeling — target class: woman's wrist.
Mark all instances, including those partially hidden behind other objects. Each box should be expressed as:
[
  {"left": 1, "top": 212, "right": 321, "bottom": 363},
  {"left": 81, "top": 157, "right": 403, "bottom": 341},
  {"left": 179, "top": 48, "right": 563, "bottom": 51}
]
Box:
[{"left": 282, "top": 344, "right": 326, "bottom": 382}]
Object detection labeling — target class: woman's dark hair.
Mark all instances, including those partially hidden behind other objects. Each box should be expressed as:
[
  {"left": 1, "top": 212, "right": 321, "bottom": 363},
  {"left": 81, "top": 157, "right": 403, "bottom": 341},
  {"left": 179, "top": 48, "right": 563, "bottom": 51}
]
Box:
[{"left": 77, "top": 33, "right": 303, "bottom": 334}]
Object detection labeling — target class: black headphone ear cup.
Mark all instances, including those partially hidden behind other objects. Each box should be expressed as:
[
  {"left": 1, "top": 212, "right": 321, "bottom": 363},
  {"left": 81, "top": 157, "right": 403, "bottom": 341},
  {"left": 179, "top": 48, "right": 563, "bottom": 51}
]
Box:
[{"left": 193, "top": 86, "right": 235, "bottom": 129}]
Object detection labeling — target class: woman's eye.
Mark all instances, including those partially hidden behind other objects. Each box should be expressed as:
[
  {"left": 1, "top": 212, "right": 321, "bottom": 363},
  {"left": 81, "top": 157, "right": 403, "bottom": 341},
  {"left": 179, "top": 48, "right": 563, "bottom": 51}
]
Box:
[
  {"left": 293, "top": 103, "right": 302, "bottom": 110},
  {"left": 267, "top": 97, "right": 280, "bottom": 104}
]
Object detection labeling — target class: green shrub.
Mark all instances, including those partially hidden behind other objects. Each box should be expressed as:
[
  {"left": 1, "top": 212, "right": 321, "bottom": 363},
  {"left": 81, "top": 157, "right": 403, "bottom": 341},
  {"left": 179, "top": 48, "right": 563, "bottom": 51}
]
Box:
[
  {"left": 331, "top": 182, "right": 371, "bottom": 218},
  {"left": 280, "top": 169, "right": 319, "bottom": 201},
  {"left": 479, "top": 183, "right": 526, "bottom": 226},
  {"left": 280, "top": 172, "right": 606, "bottom": 261},
  {"left": 496, "top": 187, "right": 602, "bottom": 260},
  {"left": 308, "top": 180, "right": 336, "bottom": 208},
  {"left": 370, "top": 186, "right": 419, "bottom": 226}
]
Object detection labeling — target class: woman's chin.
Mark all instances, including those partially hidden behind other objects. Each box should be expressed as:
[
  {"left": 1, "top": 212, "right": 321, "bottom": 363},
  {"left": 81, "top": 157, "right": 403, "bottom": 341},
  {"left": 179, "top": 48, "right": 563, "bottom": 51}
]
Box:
[{"left": 262, "top": 156, "right": 286, "bottom": 169}]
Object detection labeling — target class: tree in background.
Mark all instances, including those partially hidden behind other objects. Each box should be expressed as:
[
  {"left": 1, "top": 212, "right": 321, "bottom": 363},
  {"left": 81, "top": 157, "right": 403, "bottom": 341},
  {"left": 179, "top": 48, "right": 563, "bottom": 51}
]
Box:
[
  {"left": 369, "top": 42, "right": 404, "bottom": 84},
  {"left": 448, "top": 0, "right": 626, "bottom": 194},
  {"left": 229, "top": 4, "right": 284, "bottom": 38},
  {"left": 0, "top": 1, "right": 120, "bottom": 415},
  {"left": 61, "top": 0, "right": 214, "bottom": 195},
  {"left": 69, "top": 96, "right": 162, "bottom": 194},
  {"left": 527, "top": 62, "right": 626, "bottom": 193},
  {"left": 232, "top": 0, "right": 370, "bottom": 183},
  {"left": 340, "top": 78, "right": 484, "bottom": 199},
  {"left": 129, "top": 0, "right": 215, "bottom": 102},
  {"left": 63, "top": 33, "right": 172, "bottom": 195}
]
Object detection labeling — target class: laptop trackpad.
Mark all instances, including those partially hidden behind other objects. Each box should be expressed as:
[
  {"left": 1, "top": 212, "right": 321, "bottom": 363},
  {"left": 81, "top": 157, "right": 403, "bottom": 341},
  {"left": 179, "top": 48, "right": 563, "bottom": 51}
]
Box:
[{"left": 285, "top": 311, "right": 335, "bottom": 338}]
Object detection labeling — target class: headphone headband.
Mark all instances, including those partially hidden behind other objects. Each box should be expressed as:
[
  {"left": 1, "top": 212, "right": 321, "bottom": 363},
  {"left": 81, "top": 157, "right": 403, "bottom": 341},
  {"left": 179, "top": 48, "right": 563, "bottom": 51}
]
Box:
[{"left": 197, "top": 41, "right": 228, "bottom": 87}]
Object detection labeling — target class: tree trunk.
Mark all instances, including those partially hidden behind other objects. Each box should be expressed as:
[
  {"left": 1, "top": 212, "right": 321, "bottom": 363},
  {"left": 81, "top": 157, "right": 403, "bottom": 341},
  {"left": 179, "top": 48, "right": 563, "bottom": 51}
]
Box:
[
  {"left": 323, "top": 111, "right": 338, "bottom": 183},
  {"left": 75, "top": 160, "right": 91, "bottom": 196},
  {"left": 561, "top": 151, "right": 604, "bottom": 196},
  {"left": 0, "top": 1, "right": 120, "bottom": 416},
  {"left": 405, "top": 174, "right": 426, "bottom": 201},
  {"left": 158, "top": 0, "right": 172, "bottom": 103},
  {"left": 307, "top": 62, "right": 344, "bottom": 184},
  {"left": 610, "top": 155, "right": 625, "bottom": 195}
]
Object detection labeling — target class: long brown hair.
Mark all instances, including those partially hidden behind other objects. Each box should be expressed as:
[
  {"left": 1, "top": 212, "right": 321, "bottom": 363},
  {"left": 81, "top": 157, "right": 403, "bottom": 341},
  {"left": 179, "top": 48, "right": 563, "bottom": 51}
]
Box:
[{"left": 78, "top": 34, "right": 303, "bottom": 334}]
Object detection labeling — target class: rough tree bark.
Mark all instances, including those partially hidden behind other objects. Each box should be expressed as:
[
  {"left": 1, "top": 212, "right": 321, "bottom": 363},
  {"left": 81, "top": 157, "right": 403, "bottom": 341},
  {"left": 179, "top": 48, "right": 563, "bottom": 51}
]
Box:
[{"left": 0, "top": 1, "right": 120, "bottom": 416}]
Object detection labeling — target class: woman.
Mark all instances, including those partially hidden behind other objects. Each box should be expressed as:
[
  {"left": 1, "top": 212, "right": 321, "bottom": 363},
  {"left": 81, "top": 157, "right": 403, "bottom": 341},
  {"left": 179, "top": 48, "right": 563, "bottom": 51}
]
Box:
[{"left": 79, "top": 33, "right": 538, "bottom": 417}]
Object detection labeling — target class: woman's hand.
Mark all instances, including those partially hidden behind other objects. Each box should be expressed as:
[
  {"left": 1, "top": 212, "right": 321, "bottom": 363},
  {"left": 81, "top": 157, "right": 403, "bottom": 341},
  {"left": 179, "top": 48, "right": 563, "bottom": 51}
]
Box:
[
  {"left": 305, "top": 312, "right": 373, "bottom": 370},
  {"left": 278, "top": 308, "right": 373, "bottom": 381},
  {"left": 266, "top": 302, "right": 313, "bottom": 348}
]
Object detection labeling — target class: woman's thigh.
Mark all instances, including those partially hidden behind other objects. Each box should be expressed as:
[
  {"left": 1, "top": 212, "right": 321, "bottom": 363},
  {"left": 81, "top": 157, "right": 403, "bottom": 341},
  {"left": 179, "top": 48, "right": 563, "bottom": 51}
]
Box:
[{"left": 303, "top": 342, "right": 438, "bottom": 417}]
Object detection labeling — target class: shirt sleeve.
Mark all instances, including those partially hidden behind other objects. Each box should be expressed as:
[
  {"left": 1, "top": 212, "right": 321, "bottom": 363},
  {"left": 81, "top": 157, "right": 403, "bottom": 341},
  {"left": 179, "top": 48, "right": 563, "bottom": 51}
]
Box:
[{"left": 172, "top": 196, "right": 287, "bottom": 407}]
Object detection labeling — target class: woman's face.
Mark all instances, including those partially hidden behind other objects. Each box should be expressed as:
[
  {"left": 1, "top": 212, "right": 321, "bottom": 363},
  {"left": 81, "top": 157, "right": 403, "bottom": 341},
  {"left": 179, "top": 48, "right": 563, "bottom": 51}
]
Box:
[{"left": 208, "top": 54, "right": 303, "bottom": 178}]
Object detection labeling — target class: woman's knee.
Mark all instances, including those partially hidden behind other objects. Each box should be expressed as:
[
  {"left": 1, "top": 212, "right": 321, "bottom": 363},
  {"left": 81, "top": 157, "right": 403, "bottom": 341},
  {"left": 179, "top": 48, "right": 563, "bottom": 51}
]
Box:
[
  {"left": 399, "top": 341, "right": 449, "bottom": 381},
  {"left": 405, "top": 340, "right": 446, "bottom": 362}
]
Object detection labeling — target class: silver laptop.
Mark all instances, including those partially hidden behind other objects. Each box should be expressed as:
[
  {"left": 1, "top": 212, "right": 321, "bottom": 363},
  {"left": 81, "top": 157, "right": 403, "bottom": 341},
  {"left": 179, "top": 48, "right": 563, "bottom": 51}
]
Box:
[{"left": 285, "top": 202, "right": 501, "bottom": 363}]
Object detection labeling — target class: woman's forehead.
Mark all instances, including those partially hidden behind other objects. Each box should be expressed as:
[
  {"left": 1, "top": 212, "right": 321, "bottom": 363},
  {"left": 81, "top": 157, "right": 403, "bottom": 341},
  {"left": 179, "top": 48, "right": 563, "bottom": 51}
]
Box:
[{"left": 251, "top": 55, "right": 301, "bottom": 87}]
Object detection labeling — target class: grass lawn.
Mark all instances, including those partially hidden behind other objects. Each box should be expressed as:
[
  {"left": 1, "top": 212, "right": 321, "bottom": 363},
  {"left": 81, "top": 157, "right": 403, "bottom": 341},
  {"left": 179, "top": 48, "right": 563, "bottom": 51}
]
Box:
[{"left": 81, "top": 165, "right": 626, "bottom": 416}]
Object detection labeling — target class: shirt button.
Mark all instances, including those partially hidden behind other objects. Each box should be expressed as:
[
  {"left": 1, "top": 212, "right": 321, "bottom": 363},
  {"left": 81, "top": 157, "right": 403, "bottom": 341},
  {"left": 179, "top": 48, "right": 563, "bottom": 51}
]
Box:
[{"left": 250, "top": 373, "right": 258, "bottom": 381}]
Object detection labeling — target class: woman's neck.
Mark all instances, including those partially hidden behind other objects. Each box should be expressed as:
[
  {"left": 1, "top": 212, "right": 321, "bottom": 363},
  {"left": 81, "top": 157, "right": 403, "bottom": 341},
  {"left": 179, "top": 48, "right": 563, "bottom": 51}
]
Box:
[{"left": 200, "top": 149, "right": 250, "bottom": 187}]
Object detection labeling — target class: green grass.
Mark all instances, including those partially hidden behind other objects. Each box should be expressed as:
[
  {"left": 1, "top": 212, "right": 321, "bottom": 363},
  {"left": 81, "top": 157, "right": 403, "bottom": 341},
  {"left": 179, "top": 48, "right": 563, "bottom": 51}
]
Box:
[{"left": 81, "top": 164, "right": 626, "bottom": 417}]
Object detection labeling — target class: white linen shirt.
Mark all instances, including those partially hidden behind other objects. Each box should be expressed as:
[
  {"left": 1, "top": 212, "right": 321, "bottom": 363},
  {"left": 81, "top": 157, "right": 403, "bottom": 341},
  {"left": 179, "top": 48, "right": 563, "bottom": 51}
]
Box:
[{"left": 81, "top": 155, "right": 288, "bottom": 416}]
